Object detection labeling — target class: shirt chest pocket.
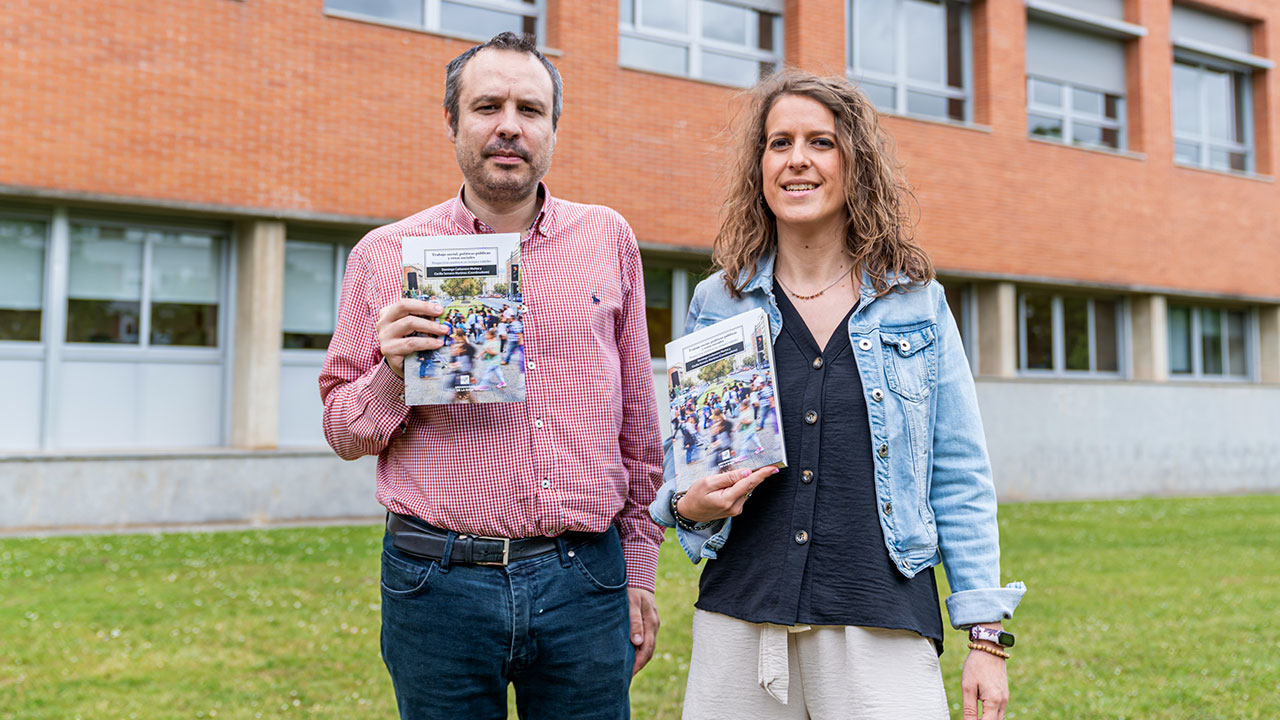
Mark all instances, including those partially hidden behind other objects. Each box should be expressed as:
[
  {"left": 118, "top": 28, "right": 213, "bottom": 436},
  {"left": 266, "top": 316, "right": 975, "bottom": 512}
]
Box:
[{"left": 878, "top": 324, "right": 938, "bottom": 403}]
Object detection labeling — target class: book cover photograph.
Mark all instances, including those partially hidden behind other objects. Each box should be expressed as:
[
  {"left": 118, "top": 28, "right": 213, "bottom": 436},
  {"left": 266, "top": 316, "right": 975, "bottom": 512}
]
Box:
[
  {"left": 664, "top": 308, "right": 787, "bottom": 492},
  {"left": 401, "top": 233, "right": 525, "bottom": 405}
]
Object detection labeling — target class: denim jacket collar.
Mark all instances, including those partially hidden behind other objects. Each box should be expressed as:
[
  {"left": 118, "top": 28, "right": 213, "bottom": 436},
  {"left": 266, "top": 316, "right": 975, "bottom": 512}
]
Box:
[{"left": 738, "top": 250, "right": 880, "bottom": 300}]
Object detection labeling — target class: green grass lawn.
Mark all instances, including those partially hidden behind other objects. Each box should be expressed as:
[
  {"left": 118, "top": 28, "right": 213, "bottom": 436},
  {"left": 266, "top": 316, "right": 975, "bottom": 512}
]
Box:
[{"left": 2, "top": 495, "right": 1277, "bottom": 719}]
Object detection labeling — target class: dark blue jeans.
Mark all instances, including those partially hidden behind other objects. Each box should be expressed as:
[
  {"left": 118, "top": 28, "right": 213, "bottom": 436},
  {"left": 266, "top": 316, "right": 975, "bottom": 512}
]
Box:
[{"left": 380, "top": 525, "right": 634, "bottom": 720}]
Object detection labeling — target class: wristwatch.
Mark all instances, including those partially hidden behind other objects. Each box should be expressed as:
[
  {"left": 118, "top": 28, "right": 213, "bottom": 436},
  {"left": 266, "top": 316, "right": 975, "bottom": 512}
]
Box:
[
  {"left": 670, "top": 491, "right": 717, "bottom": 532},
  {"left": 969, "top": 625, "right": 1016, "bottom": 648}
]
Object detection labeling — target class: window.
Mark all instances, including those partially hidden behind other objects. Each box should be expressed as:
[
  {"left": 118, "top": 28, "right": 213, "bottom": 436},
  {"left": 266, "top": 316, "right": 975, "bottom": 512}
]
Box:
[
  {"left": 848, "top": 0, "right": 969, "bottom": 122},
  {"left": 1170, "top": 5, "right": 1269, "bottom": 173},
  {"left": 66, "top": 223, "right": 222, "bottom": 347},
  {"left": 942, "top": 281, "right": 976, "bottom": 370},
  {"left": 326, "top": 0, "right": 540, "bottom": 39},
  {"left": 619, "top": 0, "right": 782, "bottom": 86},
  {"left": 1025, "top": 20, "right": 1128, "bottom": 150},
  {"left": 642, "top": 257, "right": 713, "bottom": 357},
  {"left": 282, "top": 240, "right": 354, "bottom": 350},
  {"left": 1168, "top": 305, "right": 1250, "bottom": 379},
  {"left": 0, "top": 218, "right": 47, "bottom": 342},
  {"left": 1019, "top": 291, "right": 1122, "bottom": 374}
]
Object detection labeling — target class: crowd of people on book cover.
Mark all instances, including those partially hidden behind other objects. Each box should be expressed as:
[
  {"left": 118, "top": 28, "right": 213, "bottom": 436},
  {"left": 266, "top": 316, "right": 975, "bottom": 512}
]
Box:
[
  {"left": 671, "top": 373, "right": 780, "bottom": 470},
  {"left": 410, "top": 299, "right": 525, "bottom": 403}
]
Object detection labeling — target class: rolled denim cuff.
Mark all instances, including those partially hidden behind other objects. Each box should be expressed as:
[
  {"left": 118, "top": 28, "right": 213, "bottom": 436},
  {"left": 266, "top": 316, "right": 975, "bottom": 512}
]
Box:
[
  {"left": 648, "top": 483, "right": 731, "bottom": 564},
  {"left": 944, "top": 581, "right": 1027, "bottom": 629}
]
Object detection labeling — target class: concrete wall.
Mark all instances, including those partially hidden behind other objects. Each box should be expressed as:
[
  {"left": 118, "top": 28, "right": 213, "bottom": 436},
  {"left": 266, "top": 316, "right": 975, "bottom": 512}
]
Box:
[{"left": 976, "top": 379, "right": 1280, "bottom": 500}]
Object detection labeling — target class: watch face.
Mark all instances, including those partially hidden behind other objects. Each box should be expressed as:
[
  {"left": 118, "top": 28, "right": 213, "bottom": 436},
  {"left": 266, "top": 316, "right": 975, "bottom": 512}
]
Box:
[{"left": 997, "top": 630, "right": 1015, "bottom": 647}]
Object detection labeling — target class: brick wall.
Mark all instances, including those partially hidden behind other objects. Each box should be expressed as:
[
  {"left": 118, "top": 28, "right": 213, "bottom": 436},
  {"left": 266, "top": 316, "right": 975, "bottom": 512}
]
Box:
[{"left": 1, "top": 0, "right": 1277, "bottom": 297}]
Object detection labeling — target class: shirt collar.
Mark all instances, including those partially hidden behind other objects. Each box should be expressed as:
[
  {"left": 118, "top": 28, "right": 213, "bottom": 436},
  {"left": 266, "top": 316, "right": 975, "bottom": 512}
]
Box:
[{"left": 449, "top": 182, "right": 558, "bottom": 240}]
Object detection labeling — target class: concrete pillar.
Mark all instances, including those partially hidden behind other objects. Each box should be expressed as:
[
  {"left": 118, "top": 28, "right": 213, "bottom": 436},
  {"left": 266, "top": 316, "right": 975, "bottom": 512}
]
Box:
[
  {"left": 1130, "top": 294, "right": 1168, "bottom": 382},
  {"left": 230, "top": 220, "right": 285, "bottom": 449},
  {"left": 976, "top": 282, "right": 1017, "bottom": 378},
  {"left": 1260, "top": 305, "right": 1280, "bottom": 384}
]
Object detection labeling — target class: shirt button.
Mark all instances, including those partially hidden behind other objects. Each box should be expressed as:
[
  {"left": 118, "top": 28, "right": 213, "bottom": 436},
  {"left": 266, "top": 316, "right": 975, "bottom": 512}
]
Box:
[
  {"left": 541, "top": 479, "right": 550, "bottom": 489},
  {"left": 804, "top": 411, "right": 818, "bottom": 425},
  {"left": 858, "top": 338, "right": 872, "bottom": 351},
  {"left": 794, "top": 530, "right": 809, "bottom": 545},
  {"left": 878, "top": 443, "right": 889, "bottom": 458},
  {"left": 871, "top": 388, "right": 884, "bottom": 402},
  {"left": 801, "top": 469, "right": 814, "bottom": 484},
  {"left": 884, "top": 502, "right": 893, "bottom": 515},
  {"left": 811, "top": 357, "right": 823, "bottom": 370},
  {"left": 527, "top": 361, "right": 536, "bottom": 371},
  {"left": 534, "top": 418, "right": 544, "bottom": 429}
]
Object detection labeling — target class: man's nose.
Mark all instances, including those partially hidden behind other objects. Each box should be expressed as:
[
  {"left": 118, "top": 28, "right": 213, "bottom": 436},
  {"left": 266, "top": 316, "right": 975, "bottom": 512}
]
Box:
[{"left": 496, "top": 106, "right": 522, "bottom": 139}]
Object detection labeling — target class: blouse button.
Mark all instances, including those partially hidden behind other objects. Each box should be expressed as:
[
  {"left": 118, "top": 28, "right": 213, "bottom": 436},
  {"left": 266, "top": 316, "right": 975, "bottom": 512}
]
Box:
[
  {"left": 804, "top": 411, "right": 818, "bottom": 425},
  {"left": 858, "top": 338, "right": 872, "bottom": 351},
  {"left": 877, "top": 443, "right": 889, "bottom": 458},
  {"left": 793, "top": 530, "right": 809, "bottom": 545},
  {"left": 801, "top": 469, "right": 814, "bottom": 484},
  {"left": 812, "top": 357, "right": 823, "bottom": 370},
  {"left": 871, "top": 388, "right": 884, "bottom": 402}
]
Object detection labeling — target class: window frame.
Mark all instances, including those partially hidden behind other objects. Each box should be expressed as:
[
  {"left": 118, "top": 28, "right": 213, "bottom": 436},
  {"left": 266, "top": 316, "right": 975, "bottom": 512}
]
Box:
[
  {"left": 846, "top": 0, "right": 973, "bottom": 124},
  {"left": 1166, "top": 303, "right": 1254, "bottom": 381},
  {"left": 1017, "top": 290, "right": 1126, "bottom": 377},
  {"left": 618, "top": 0, "right": 783, "bottom": 87},
  {"left": 1026, "top": 74, "right": 1126, "bottom": 150},
  {"left": 1171, "top": 57, "right": 1255, "bottom": 174},
  {"left": 325, "top": 0, "right": 545, "bottom": 44}
]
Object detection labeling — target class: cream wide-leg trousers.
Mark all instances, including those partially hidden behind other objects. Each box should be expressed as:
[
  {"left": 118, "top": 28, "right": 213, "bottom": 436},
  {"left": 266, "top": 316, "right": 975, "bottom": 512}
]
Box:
[{"left": 681, "top": 609, "right": 950, "bottom": 720}]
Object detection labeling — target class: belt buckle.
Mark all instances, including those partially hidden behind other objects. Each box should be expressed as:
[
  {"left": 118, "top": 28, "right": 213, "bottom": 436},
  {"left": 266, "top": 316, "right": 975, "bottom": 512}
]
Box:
[{"left": 475, "top": 536, "right": 510, "bottom": 566}]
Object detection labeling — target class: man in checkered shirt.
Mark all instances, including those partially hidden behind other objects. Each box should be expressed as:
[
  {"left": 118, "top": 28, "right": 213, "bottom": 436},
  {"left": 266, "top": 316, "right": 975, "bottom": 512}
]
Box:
[{"left": 320, "top": 32, "right": 664, "bottom": 720}]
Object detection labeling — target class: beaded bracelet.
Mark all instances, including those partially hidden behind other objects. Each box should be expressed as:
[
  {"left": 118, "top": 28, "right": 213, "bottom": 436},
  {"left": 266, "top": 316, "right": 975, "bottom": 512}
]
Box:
[
  {"left": 968, "top": 642, "right": 1011, "bottom": 660},
  {"left": 670, "top": 491, "right": 716, "bottom": 532}
]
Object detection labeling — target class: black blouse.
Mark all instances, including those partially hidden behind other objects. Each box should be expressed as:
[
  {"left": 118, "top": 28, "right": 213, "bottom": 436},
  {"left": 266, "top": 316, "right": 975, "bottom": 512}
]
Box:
[{"left": 695, "top": 284, "right": 945, "bottom": 652}]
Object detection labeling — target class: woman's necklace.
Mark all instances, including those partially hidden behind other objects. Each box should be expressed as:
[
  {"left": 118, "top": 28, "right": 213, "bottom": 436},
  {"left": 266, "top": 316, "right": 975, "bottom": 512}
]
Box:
[{"left": 775, "top": 267, "right": 850, "bottom": 301}]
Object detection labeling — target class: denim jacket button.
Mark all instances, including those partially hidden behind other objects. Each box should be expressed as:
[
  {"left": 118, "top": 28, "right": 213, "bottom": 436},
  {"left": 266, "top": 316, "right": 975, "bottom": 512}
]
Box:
[
  {"left": 899, "top": 340, "right": 910, "bottom": 353},
  {"left": 858, "top": 338, "right": 872, "bottom": 351},
  {"left": 877, "top": 443, "right": 889, "bottom": 458},
  {"left": 883, "top": 502, "right": 893, "bottom": 515},
  {"left": 794, "top": 530, "right": 809, "bottom": 545},
  {"left": 871, "top": 388, "right": 884, "bottom": 402}
]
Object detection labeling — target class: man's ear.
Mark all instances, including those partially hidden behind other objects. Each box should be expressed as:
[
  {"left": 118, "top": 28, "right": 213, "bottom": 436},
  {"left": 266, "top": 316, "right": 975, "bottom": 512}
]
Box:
[{"left": 444, "top": 109, "right": 457, "bottom": 143}]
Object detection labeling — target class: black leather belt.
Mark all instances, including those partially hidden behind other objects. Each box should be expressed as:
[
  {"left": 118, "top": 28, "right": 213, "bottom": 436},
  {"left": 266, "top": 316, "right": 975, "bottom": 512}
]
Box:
[{"left": 386, "top": 513, "right": 594, "bottom": 567}]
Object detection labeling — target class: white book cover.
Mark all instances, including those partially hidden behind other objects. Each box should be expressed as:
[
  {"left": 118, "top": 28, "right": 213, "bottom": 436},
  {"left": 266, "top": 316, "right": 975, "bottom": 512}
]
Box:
[
  {"left": 664, "top": 308, "right": 787, "bottom": 493},
  {"left": 401, "top": 233, "right": 525, "bottom": 405}
]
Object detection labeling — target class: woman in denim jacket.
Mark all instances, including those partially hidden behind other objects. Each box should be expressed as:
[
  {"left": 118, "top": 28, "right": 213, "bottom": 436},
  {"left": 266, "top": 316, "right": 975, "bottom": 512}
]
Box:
[{"left": 650, "top": 70, "right": 1026, "bottom": 719}]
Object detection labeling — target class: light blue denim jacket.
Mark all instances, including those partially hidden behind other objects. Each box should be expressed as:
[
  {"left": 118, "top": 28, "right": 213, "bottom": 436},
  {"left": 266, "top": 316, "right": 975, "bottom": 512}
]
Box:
[{"left": 649, "top": 253, "right": 1026, "bottom": 628}]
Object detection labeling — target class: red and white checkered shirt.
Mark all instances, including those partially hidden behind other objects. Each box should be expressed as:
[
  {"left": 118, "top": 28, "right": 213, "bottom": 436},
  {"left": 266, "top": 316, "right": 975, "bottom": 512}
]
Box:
[{"left": 319, "top": 185, "right": 666, "bottom": 591}]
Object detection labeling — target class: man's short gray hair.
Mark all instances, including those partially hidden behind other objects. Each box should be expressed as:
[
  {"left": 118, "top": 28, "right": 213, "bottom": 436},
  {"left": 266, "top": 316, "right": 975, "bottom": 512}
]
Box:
[{"left": 444, "top": 32, "right": 563, "bottom": 132}]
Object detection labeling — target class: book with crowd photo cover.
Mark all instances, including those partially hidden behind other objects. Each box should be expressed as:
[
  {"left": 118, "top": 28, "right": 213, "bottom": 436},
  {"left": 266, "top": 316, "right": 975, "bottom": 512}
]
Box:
[
  {"left": 664, "top": 308, "right": 787, "bottom": 493},
  {"left": 401, "top": 233, "right": 526, "bottom": 406}
]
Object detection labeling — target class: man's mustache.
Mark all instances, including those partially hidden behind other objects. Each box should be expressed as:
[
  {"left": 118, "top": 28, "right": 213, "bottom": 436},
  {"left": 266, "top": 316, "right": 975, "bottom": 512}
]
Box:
[{"left": 483, "top": 141, "right": 530, "bottom": 161}]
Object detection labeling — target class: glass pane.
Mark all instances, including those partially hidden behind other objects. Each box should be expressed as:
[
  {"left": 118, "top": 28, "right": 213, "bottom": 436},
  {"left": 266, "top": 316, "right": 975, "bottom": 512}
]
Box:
[
  {"left": 1200, "top": 308, "right": 1223, "bottom": 375},
  {"left": 440, "top": 2, "right": 524, "bottom": 38},
  {"left": 1172, "top": 63, "right": 1200, "bottom": 135},
  {"left": 620, "top": 0, "right": 634, "bottom": 24},
  {"left": 284, "top": 242, "right": 339, "bottom": 335},
  {"left": 758, "top": 12, "right": 780, "bottom": 52},
  {"left": 284, "top": 332, "right": 334, "bottom": 350},
  {"left": 645, "top": 267, "right": 673, "bottom": 357},
  {"left": 1022, "top": 293, "right": 1053, "bottom": 370},
  {"left": 1226, "top": 310, "right": 1247, "bottom": 376},
  {"left": 1072, "top": 122, "right": 1104, "bottom": 147},
  {"left": 1229, "top": 150, "right": 1248, "bottom": 172},
  {"left": 0, "top": 219, "right": 46, "bottom": 341},
  {"left": 1209, "top": 148, "right": 1232, "bottom": 170},
  {"left": 856, "top": 0, "right": 897, "bottom": 75},
  {"left": 1062, "top": 297, "right": 1089, "bottom": 371},
  {"left": 1104, "top": 94, "right": 1122, "bottom": 121},
  {"left": 904, "top": 0, "right": 944, "bottom": 85},
  {"left": 151, "top": 233, "right": 220, "bottom": 304},
  {"left": 68, "top": 225, "right": 144, "bottom": 302},
  {"left": 66, "top": 300, "right": 141, "bottom": 344},
  {"left": 1168, "top": 305, "right": 1192, "bottom": 374},
  {"left": 325, "top": 0, "right": 422, "bottom": 25},
  {"left": 1028, "top": 113, "right": 1063, "bottom": 140},
  {"left": 1093, "top": 299, "right": 1118, "bottom": 372},
  {"left": 1072, "top": 87, "right": 1104, "bottom": 116},
  {"left": 619, "top": 34, "right": 689, "bottom": 76},
  {"left": 1204, "top": 67, "right": 1234, "bottom": 142},
  {"left": 151, "top": 302, "right": 218, "bottom": 347},
  {"left": 860, "top": 80, "right": 896, "bottom": 111},
  {"left": 907, "top": 90, "right": 948, "bottom": 118},
  {"left": 944, "top": 285, "right": 965, "bottom": 344},
  {"left": 1174, "top": 141, "right": 1200, "bottom": 164},
  {"left": 945, "top": 0, "right": 964, "bottom": 89},
  {"left": 1030, "top": 78, "right": 1062, "bottom": 108},
  {"left": 640, "top": 0, "right": 687, "bottom": 33},
  {"left": 1233, "top": 72, "right": 1249, "bottom": 145},
  {"left": 947, "top": 97, "right": 965, "bottom": 122},
  {"left": 701, "top": 0, "right": 748, "bottom": 45},
  {"left": 701, "top": 51, "right": 759, "bottom": 86}
]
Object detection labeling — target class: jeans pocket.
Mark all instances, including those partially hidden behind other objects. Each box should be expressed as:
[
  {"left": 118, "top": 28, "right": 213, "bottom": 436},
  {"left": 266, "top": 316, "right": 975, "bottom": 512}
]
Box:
[
  {"left": 380, "top": 549, "right": 437, "bottom": 599},
  {"left": 570, "top": 530, "right": 628, "bottom": 592}
]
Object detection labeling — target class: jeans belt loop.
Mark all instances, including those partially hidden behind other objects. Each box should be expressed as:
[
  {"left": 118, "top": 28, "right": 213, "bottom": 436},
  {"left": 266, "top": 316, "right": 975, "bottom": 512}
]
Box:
[
  {"left": 555, "top": 536, "right": 571, "bottom": 568},
  {"left": 439, "top": 532, "right": 456, "bottom": 572}
]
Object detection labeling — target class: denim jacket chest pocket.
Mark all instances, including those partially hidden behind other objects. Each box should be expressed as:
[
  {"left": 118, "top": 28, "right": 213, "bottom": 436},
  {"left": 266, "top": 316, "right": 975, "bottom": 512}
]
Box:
[{"left": 878, "top": 324, "right": 938, "bottom": 402}]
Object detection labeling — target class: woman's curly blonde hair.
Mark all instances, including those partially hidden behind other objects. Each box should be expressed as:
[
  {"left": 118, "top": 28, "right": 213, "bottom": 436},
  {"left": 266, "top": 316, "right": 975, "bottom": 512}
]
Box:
[{"left": 714, "top": 68, "right": 934, "bottom": 298}]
